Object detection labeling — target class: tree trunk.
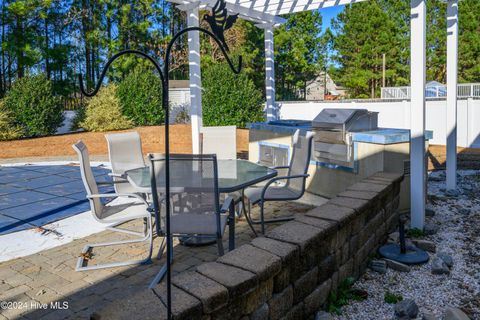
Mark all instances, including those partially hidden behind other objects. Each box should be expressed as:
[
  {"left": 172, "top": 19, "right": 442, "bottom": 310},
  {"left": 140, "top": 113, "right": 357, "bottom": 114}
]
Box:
[
  {"left": 45, "top": 18, "right": 51, "bottom": 79},
  {"left": 15, "top": 16, "right": 25, "bottom": 78}
]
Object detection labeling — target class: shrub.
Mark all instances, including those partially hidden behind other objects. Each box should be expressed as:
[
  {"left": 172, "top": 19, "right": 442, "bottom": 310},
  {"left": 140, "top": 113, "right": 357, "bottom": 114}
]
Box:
[
  {"left": 202, "top": 62, "right": 264, "bottom": 128},
  {"left": 0, "top": 100, "right": 22, "bottom": 141},
  {"left": 80, "top": 84, "right": 133, "bottom": 132},
  {"left": 3, "top": 75, "right": 63, "bottom": 137},
  {"left": 117, "top": 66, "right": 164, "bottom": 126}
]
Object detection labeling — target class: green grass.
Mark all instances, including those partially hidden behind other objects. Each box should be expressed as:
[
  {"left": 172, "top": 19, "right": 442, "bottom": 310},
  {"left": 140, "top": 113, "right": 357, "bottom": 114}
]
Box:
[
  {"left": 326, "top": 277, "right": 368, "bottom": 315},
  {"left": 384, "top": 290, "right": 403, "bottom": 304},
  {"left": 406, "top": 228, "right": 426, "bottom": 239}
]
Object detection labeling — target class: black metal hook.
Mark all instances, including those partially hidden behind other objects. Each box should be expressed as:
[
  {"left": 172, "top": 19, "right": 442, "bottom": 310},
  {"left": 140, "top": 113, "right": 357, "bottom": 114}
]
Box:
[
  {"left": 78, "top": 49, "right": 166, "bottom": 98},
  {"left": 78, "top": 21, "right": 243, "bottom": 320}
]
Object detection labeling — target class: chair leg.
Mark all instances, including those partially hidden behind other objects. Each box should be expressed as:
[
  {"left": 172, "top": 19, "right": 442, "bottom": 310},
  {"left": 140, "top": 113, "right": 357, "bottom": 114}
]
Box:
[
  {"left": 242, "top": 197, "right": 258, "bottom": 237},
  {"left": 217, "top": 234, "right": 225, "bottom": 256},
  {"left": 76, "top": 217, "right": 153, "bottom": 272},
  {"left": 156, "top": 236, "right": 166, "bottom": 260},
  {"left": 106, "top": 220, "right": 145, "bottom": 237},
  {"left": 148, "top": 235, "right": 174, "bottom": 288},
  {"left": 247, "top": 199, "right": 295, "bottom": 230},
  {"left": 260, "top": 201, "right": 266, "bottom": 234}
]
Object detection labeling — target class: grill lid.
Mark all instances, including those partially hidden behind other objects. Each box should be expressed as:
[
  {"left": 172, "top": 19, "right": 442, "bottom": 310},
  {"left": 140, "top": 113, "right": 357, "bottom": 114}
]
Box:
[{"left": 312, "top": 109, "right": 370, "bottom": 130}]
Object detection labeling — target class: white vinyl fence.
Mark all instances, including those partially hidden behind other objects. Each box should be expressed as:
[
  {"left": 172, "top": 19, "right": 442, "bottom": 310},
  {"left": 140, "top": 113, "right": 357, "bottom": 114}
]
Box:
[
  {"left": 277, "top": 98, "right": 480, "bottom": 148},
  {"left": 381, "top": 83, "right": 480, "bottom": 99}
]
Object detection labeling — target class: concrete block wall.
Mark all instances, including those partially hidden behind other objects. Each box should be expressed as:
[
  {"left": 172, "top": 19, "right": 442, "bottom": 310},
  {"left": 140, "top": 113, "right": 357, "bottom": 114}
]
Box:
[{"left": 165, "top": 172, "right": 403, "bottom": 320}]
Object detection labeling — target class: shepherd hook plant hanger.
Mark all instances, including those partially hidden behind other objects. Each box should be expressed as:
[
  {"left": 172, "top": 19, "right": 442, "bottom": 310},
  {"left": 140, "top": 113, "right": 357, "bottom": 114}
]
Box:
[{"left": 78, "top": 1, "right": 242, "bottom": 318}]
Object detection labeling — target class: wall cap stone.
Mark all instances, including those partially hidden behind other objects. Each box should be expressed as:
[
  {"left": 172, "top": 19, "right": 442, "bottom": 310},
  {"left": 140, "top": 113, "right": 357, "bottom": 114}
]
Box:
[
  {"left": 305, "top": 203, "right": 355, "bottom": 227},
  {"left": 172, "top": 271, "right": 229, "bottom": 314},
  {"left": 266, "top": 221, "right": 326, "bottom": 251},
  {"left": 251, "top": 237, "right": 299, "bottom": 265},
  {"left": 197, "top": 262, "right": 258, "bottom": 297},
  {"left": 217, "top": 244, "right": 282, "bottom": 281}
]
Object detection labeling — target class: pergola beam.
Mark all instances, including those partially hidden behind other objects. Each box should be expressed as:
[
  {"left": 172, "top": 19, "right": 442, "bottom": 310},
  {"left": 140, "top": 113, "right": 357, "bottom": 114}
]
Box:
[
  {"left": 174, "top": 0, "right": 286, "bottom": 24},
  {"left": 186, "top": 4, "right": 203, "bottom": 154},
  {"left": 236, "top": 0, "right": 368, "bottom": 15},
  {"left": 258, "top": 23, "right": 277, "bottom": 121},
  {"left": 446, "top": 0, "right": 458, "bottom": 190},
  {"left": 410, "top": 0, "right": 427, "bottom": 230}
]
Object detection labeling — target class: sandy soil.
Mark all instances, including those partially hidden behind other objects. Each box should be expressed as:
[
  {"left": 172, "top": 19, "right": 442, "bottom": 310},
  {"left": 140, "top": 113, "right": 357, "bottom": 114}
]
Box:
[
  {"left": 428, "top": 144, "right": 480, "bottom": 170},
  {"left": 0, "top": 125, "right": 249, "bottom": 160}
]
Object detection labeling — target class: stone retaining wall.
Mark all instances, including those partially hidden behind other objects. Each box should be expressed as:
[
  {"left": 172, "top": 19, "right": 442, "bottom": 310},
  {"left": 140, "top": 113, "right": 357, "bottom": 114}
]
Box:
[{"left": 167, "top": 172, "right": 403, "bottom": 320}]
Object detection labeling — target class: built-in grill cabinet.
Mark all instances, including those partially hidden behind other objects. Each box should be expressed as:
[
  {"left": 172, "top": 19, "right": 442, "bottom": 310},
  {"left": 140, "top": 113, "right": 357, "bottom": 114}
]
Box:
[
  {"left": 259, "top": 144, "right": 289, "bottom": 168},
  {"left": 312, "top": 109, "right": 378, "bottom": 168}
]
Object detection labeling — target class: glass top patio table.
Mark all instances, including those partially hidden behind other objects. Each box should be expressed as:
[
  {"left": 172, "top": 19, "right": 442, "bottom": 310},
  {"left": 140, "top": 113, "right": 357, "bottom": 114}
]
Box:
[{"left": 125, "top": 159, "right": 277, "bottom": 194}]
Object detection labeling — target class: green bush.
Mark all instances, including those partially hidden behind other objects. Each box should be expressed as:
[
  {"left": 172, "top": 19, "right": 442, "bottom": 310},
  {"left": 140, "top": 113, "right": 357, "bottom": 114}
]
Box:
[
  {"left": 202, "top": 63, "right": 264, "bottom": 128},
  {"left": 0, "top": 100, "right": 22, "bottom": 141},
  {"left": 3, "top": 75, "right": 63, "bottom": 137},
  {"left": 80, "top": 84, "right": 133, "bottom": 132},
  {"left": 117, "top": 66, "right": 164, "bottom": 126}
]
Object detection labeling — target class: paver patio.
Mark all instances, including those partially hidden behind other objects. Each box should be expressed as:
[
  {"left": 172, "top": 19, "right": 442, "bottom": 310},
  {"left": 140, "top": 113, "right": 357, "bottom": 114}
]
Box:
[{"left": 0, "top": 199, "right": 319, "bottom": 320}]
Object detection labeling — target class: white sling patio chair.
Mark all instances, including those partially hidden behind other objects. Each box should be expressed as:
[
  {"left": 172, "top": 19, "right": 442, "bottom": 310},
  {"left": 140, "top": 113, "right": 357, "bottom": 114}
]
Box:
[
  {"left": 200, "top": 126, "right": 237, "bottom": 160},
  {"left": 244, "top": 130, "right": 315, "bottom": 234},
  {"left": 199, "top": 125, "right": 250, "bottom": 227},
  {"left": 105, "top": 131, "right": 146, "bottom": 194},
  {"left": 73, "top": 141, "right": 153, "bottom": 271}
]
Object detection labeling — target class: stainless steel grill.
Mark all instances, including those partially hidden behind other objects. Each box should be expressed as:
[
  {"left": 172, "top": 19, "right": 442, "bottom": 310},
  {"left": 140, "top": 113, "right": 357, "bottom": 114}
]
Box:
[{"left": 312, "top": 109, "right": 378, "bottom": 167}]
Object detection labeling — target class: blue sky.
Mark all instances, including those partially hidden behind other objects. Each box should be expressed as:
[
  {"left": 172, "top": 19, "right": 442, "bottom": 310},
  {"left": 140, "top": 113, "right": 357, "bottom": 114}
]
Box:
[{"left": 319, "top": 5, "right": 344, "bottom": 33}]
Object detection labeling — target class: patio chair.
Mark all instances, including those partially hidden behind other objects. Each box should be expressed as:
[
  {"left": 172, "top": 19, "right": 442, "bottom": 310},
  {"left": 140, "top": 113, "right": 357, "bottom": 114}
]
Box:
[
  {"left": 148, "top": 154, "right": 235, "bottom": 287},
  {"left": 200, "top": 126, "right": 237, "bottom": 160},
  {"left": 105, "top": 131, "right": 146, "bottom": 194},
  {"left": 200, "top": 125, "right": 250, "bottom": 223},
  {"left": 72, "top": 141, "right": 153, "bottom": 271},
  {"left": 244, "top": 130, "right": 314, "bottom": 234}
]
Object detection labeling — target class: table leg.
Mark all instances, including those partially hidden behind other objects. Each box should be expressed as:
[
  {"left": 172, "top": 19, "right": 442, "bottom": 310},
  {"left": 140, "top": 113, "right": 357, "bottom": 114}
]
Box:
[
  {"left": 229, "top": 200, "right": 235, "bottom": 251},
  {"left": 148, "top": 237, "right": 174, "bottom": 289}
]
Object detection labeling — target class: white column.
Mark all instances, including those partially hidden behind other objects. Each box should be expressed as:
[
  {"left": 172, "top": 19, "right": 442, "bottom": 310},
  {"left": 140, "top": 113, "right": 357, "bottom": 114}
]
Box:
[
  {"left": 264, "top": 26, "right": 276, "bottom": 121},
  {"left": 446, "top": 0, "right": 458, "bottom": 190},
  {"left": 410, "top": 0, "right": 427, "bottom": 230},
  {"left": 187, "top": 6, "right": 202, "bottom": 154}
]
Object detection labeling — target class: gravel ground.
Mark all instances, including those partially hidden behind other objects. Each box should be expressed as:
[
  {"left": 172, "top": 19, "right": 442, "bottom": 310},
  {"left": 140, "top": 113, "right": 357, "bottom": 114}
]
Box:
[{"left": 332, "top": 170, "right": 480, "bottom": 320}]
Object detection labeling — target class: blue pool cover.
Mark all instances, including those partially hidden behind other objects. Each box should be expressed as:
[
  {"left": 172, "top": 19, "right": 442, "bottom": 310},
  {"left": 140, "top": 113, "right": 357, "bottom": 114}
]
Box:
[{"left": 0, "top": 165, "right": 114, "bottom": 235}]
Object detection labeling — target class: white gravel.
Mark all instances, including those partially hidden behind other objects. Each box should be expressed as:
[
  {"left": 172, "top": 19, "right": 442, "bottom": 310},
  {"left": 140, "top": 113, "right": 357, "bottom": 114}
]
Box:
[{"left": 332, "top": 170, "right": 480, "bottom": 320}]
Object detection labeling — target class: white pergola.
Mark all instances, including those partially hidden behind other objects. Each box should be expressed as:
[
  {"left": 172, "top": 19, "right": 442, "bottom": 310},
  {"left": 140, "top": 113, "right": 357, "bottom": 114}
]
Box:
[{"left": 171, "top": 0, "right": 459, "bottom": 230}]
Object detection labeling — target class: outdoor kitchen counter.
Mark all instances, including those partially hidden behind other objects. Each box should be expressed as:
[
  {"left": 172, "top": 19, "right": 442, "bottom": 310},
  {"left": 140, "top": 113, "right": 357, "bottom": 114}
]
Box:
[
  {"left": 247, "top": 121, "right": 433, "bottom": 211},
  {"left": 247, "top": 122, "right": 433, "bottom": 145},
  {"left": 351, "top": 128, "right": 434, "bottom": 145}
]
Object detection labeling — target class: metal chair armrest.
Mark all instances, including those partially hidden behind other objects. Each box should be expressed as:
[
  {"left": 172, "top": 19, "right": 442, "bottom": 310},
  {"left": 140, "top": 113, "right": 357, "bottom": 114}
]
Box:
[
  {"left": 87, "top": 193, "right": 150, "bottom": 206},
  {"left": 108, "top": 172, "right": 127, "bottom": 179},
  {"left": 220, "top": 196, "right": 235, "bottom": 213},
  {"left": 261, "top": 174, "right": 310, "bottom": 200},
  {"left": 270, "top": 165, "right": 290, "bottom": 170}
]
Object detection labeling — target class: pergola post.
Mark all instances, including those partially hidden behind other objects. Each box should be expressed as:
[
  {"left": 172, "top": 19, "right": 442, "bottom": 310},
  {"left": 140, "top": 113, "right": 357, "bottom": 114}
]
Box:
[
  {"left": 410, "top": 0, "right": 427, "bottom": 230},
  {"left": 264, "top": 25, "right": 276, "bottom": 121},
  {"left": 446, "top": 0, "right": 458, "bottom": 190},
  {"left": 187, "top": 4, "right": 203, "bottom": 154}
]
